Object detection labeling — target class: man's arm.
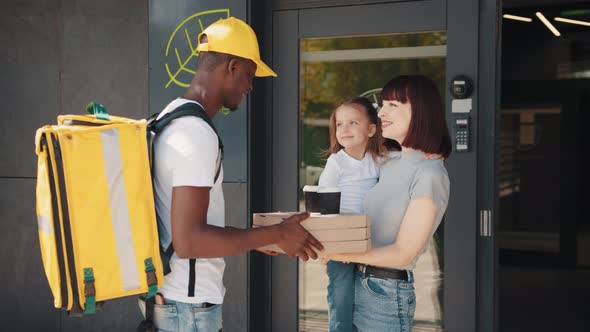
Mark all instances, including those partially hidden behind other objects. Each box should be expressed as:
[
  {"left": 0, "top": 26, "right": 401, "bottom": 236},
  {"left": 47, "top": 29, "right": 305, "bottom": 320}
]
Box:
[{"left": 171, "top": 186, "right": 323, "bottom": 260}]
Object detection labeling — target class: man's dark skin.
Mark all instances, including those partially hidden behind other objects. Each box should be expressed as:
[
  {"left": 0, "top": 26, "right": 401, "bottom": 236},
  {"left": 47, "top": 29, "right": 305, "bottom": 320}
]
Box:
[{"left": 170, "top": 50, "right": 323, "bottom": 261}]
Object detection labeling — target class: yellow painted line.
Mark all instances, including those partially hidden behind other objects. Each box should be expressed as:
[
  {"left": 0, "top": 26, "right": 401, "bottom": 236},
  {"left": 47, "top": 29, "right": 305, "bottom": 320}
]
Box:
[
  {"left": 165, "top": 9, "right": 229, "bottom": 56},
  {"left": 174, "top": 48, "right": 182, "bottom": 67},
  {"left": 164, "top": 9, "right": 230, "bottom": 88},
  {"left": 165, "top": 49, "right": 198, "bottom": 88},
  {"left": 165, "top": 63, "right": 190, "bottom": 88},
  {"left": 182, "top": 67, "right": 196, "bottom": 75},
  {"left": 185, "top": 28, "right": 195, "bottom": 52}
]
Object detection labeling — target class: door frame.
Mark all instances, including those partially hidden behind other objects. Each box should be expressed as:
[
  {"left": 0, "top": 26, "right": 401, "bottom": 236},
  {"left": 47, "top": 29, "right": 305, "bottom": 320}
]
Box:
[
  {"left": 250, "top": 0, "right": 492, "bottom": 331},
  {"left": 477, "top": 1, "right": 501, "bottom": 331}
]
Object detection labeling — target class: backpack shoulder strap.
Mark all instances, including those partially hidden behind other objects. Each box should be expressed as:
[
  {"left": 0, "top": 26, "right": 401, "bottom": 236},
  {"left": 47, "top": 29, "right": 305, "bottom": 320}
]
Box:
[
  {"left": 147, "top": 102, "right": 224, "bottom": 275},
  {"left": 147, "top": 102, "right": 224, "bottom": 154},
  {"left": 147, "top": 102, "right": 224, "bottom": 183}
]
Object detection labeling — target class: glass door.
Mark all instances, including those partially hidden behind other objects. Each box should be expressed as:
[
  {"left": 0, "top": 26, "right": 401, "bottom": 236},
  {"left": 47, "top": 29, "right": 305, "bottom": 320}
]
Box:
[
  {"left": 268, "top": 2, "right": 473, "bottom": 331},
  {"left": 298, "top": 32, "right": 447, "bottom": 332},
  {"left": 497, "top": 1, "right": 590, "bottom": 331}
]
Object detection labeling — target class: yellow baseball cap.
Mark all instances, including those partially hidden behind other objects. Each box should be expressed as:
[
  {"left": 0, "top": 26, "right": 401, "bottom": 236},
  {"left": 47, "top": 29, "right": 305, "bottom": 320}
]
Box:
[{"left": 197, "top": 17, "right": 277, "bottom": 77}]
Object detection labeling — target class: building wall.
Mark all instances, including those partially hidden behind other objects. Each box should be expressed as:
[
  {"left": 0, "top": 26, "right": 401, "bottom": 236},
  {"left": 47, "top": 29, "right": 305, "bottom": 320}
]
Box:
[
  {"left": 0, "top": 0, "right": 148, "bottom": 330},
  {"left": 148, "top": 2, "right": 250, "bottom": 331},
  {"left": 0, "top": 0, "right": 250, "bottom": 330}
]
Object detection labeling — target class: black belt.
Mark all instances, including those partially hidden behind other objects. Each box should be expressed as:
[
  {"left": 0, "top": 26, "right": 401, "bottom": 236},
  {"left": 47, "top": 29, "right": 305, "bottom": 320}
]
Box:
[
  {"left": 356, "top": 264, "right": 408, "bottom": 281},
  {"left": 196, "top": 302, "right": 215, "bottom": 308}
]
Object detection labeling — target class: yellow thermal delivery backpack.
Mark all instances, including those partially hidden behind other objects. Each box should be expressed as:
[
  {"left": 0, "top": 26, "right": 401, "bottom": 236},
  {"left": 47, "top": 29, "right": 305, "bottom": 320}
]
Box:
[{"left": 34, "top": 103, "right": 164, "bottom": 315}]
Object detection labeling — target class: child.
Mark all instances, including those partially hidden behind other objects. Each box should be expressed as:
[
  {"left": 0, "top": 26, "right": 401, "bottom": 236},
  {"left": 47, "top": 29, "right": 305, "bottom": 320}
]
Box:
[{"left": 318, "top": 96, "right": 389, "bottom": 332}]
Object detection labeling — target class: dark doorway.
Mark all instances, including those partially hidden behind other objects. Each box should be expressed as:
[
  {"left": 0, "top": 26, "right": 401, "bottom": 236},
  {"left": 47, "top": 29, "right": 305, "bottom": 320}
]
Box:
[
  {"left": 267, "top": 1, "right": 468, "bottom": 331},
  {"left": 498, "top": 1, "right": 590, "bottom": 330}
]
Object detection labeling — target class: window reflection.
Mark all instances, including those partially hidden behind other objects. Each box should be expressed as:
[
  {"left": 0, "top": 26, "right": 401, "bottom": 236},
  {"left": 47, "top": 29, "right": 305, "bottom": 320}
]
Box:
[
  {"left": 499, "top": 2, "right": 590, "bottom": 331},
  {"left": 299, "top": 32, "right": 447, "bottom": 331}
]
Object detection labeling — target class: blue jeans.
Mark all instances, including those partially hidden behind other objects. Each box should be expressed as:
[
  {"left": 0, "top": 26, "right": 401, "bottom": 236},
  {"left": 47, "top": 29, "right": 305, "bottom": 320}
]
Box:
[
  {"left": 352, "top": 270, "right": 415, "bottom": 332},
  {"left": 327, "top": 261, "right": 355, "bottom": 332},
  {"left": 138, "top": 297, "right": 222, "bottom": 332}
]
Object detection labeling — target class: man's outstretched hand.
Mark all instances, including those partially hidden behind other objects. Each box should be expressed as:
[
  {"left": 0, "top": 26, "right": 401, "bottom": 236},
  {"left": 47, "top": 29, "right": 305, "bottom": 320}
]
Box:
[
  {"left": 276, "top": 212, "right": 323, "bottom": 260},
  {"left": 255, "top": 248, "right": 280, "bottom": 256}
]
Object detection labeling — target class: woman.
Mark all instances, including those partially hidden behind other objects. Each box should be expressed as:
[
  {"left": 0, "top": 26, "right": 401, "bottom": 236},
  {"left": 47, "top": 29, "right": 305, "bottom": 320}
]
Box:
[{"left": 327, "top": 75, "right": 452, "bottom": 332}]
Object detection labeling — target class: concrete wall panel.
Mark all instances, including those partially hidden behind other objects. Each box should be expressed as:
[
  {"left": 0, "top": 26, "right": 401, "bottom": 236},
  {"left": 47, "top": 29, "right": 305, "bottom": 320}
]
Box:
[
  {"left": 1, "top": 0, "right": 150, "bottom": 330},
  {"left": 60, "top": 297, "right": 142, "bottom": 332},
  {"left": 0, "top": 178, "right": 59, "bottom": 330},
  {"left": 0, "top": 0, "right": 61, "bottom": 178},
  {"left": 222, "top": 182, "right": 249, "bottom": 332},
  {"left": 60, "top": 0, "right": 148, "bottom": 119},
  {"left": 148, "top": 0, "right": 248, "bottom": 182}
]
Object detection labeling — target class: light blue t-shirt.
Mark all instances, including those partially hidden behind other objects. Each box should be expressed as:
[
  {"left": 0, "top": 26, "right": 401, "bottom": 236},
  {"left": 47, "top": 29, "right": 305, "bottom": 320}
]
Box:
[{"left": 364, "top": 150, "right": 450, "bottom": 270}]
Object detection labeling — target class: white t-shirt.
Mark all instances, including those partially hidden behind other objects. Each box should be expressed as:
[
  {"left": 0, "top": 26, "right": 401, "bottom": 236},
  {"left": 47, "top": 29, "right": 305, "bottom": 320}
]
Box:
[
  {"left": 152, "top": 98, "right": 225, "bottom": 304},
  {"left": 318, "top": 149, "right": 380, "bottom": 214}
]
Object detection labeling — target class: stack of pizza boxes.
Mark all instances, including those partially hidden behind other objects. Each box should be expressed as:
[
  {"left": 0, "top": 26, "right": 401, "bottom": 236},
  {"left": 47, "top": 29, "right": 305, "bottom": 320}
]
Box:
[{"left": 253, "top": 213, "right": 371, "bottom": 254}]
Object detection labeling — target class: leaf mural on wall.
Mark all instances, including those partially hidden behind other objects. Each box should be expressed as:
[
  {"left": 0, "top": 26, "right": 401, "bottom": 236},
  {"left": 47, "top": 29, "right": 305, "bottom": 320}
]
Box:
[{"left": 164, "top": 9, "right": 231, "bottom": 89}]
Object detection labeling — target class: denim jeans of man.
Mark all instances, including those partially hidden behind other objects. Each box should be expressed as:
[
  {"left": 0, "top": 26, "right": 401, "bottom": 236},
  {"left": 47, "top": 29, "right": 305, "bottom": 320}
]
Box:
[
  {"left": 138, "top": 297, "right": 222, "bottom": 332},
  {"left": 327, "top": 261, "right": 355, "bottom": 332},
  {"left": 352, "top": 270, "right": 416, "bottom": 332}
]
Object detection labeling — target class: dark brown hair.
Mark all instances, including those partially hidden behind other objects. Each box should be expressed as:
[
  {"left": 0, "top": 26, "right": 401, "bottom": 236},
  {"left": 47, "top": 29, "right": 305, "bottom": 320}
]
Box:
[
  {"left": 380, "top": 75, "right": 452, "bottom": 158},
  {"left": 325, "top": 97, "right": 390, "bottom": 162}
]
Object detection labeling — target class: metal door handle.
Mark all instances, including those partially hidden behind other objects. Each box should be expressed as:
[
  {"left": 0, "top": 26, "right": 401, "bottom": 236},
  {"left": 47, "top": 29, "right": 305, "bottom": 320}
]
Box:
[{"left": 480, "top": 209, "right": 492, "bottom": 237}]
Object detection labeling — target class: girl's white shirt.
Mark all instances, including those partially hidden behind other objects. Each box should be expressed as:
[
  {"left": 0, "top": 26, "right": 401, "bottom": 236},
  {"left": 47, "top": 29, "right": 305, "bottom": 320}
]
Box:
[{"left": 318, "top": 149, "right": 380, "bottom": 214}]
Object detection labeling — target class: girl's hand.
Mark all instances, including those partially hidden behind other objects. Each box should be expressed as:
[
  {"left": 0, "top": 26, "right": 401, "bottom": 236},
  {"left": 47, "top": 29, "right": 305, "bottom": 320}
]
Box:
[
  {"left": 329, "top": 253, "right": 351, "bottom": 264},
  {"left": 424, "top": 153, "right": 444, "bottom": 160}
]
